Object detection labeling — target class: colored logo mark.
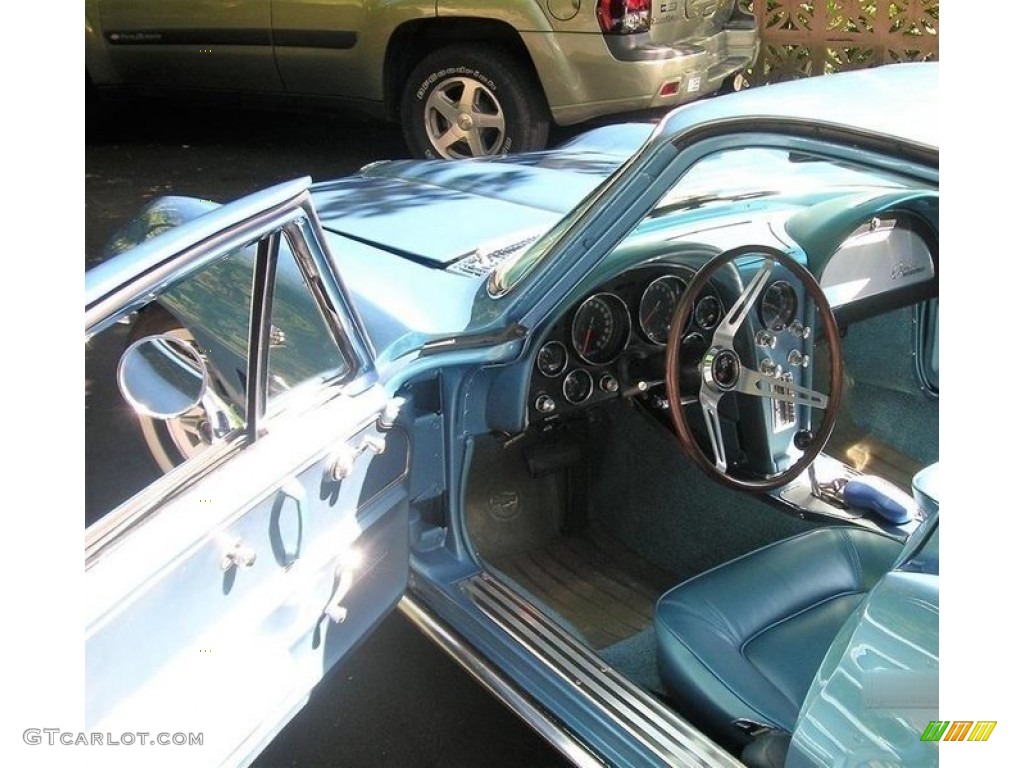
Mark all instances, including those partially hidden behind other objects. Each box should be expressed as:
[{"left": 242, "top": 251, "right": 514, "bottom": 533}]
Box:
[{"left": 921, "top": 720, "right": 997, "bottom": 742}]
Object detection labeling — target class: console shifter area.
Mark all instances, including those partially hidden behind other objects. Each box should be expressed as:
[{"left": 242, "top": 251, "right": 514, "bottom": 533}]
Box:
[
  {"left": 842, "top": 475, "right": 914, "bottom": 524},
  {"left": 777, "top": 449, "right": 923, "bottom": 533}
]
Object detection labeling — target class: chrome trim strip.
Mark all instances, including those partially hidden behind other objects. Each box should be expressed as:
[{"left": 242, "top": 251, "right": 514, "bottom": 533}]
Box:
[
  {"left": 463, "top": 572, "right": 743, "bottom": 768},
  {"left": 397, "top": 595, "right": 606, "bottom": 768},
  {"left": 467, "top": 579, "right": 687, "bottom": 764}
]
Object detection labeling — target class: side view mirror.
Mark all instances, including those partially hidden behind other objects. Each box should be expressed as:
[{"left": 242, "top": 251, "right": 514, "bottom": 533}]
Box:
[{"left": 117, "top": 334, "right": 208, "bottom": 419}]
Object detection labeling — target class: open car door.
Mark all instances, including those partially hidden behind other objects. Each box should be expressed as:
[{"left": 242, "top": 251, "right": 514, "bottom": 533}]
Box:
[{"left": 84, "top": 179, "right": 409, "bottom": 766}]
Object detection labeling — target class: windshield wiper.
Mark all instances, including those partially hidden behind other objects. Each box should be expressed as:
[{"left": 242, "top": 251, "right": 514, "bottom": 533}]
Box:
[{"left": 651, "top": 189, "right": 779, "bottom": 218}]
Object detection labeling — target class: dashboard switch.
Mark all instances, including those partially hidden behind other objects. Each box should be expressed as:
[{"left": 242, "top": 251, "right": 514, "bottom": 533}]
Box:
[
  {"left": 535, "top": 394, "right": 556, "bottom": 414},
  {"left": 787, "top": 349, "right": 810, "bottom": 368},
  {"left": 787, "top": 321, "right": 811, "bottom": 339},
  {"left": 599, "top": 374, "right": 620, "bottom": 394},
  {"left": 755, "top": 330, "right": 776, "bottom": 348}
]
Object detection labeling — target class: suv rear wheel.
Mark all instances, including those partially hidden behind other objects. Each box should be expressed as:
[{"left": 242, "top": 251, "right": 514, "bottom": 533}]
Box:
[{"left": 401, "top": 44, "right": 550, "bottom": 159}]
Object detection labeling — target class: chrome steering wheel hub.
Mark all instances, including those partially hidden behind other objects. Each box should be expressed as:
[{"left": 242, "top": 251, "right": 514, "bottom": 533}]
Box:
[{"left": 704, "top": 347, "right": 740, "bottom": 391}]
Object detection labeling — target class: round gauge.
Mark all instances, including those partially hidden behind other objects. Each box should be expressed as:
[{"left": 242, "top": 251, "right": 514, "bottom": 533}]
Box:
[
  {"left": 694, "top": 295, "right": 722, "bottom": 330},
  {"left": 536, "top": 340, "right": 568, "bottom": 378},
  {"left": 760, "top": 281, "right": 798, "bottom": 331},
  {"left": 639, "top": 275, "right": 688, "bottom": 345},
  {"left": 571, "top": 293, "right": 631, "bottom": 365},
  {"left": 562, "top": 369, "right": 594, "bottom": 405}
]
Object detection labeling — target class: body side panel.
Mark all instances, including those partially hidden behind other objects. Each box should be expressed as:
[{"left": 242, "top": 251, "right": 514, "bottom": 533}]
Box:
[
  {"left": 271, "top": 0, "right": 436, "bottom": 101},
  {"left": 95, "top": 0, "right": 283, "bottom": 92}
]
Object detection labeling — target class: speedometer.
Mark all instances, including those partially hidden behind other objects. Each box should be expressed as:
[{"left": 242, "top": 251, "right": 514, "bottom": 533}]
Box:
[
  {"left": 571, "top": 293, "right": 631, "bottom": 365},
  {"left": 639, "top": 275, "right": 687, "bottom": 345}
]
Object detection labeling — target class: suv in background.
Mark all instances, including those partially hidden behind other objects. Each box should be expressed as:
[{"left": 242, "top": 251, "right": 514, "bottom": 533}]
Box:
[{"left": 85, "top": 1, "right": 759, "bottom": 158}]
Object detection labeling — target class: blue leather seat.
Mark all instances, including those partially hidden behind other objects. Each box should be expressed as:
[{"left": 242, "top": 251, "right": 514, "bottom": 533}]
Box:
[{"left": 654, "top": 527, "right": 902, "bottom": 748}]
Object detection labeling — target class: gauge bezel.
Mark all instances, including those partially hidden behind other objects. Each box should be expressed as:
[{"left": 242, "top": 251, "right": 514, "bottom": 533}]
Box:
[
  {"left": 536, "top": 340, "right": 569, "bottom": 378},
  {"left": 638, "top": 274, "right": 689, "bottom": 346},
  {"left": 570, "top": 292, "right": 632, "bottom": 366},
  {"left": 562, "top": 368, "right": 594, "bottom": 405},
  {"left": 759, "top": 280, "right": 799, "bottom": 331},
  {"left": 694, "top": 295, "right": 722, "bottom": 330}
]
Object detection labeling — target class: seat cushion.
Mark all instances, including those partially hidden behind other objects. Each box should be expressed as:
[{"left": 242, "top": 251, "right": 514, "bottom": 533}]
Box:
[{"left": 655, "top": 527, "right": 901, "bottom": 747}]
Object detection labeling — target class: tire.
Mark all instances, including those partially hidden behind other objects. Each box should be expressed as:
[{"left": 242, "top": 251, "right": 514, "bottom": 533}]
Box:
[{"left": 401, "top": 44, "right": 550, "bottom": 160}]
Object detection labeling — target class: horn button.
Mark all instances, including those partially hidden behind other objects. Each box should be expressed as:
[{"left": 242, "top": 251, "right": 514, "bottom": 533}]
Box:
[{"left": 705, "top": 348, "right": 741, "bottom": 391}]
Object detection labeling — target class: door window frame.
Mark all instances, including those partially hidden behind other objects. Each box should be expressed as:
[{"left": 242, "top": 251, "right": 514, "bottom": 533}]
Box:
[{"left": 86, "top": 190, "right": 370, "bottom": 563}]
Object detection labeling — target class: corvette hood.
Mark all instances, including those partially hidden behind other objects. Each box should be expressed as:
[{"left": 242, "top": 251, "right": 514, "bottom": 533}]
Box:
[{"left": 311, "top": 124, "right": 652, "bottom": 267}]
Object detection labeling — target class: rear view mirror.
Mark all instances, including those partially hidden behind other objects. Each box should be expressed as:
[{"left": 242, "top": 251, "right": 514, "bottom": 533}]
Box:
[{"left": 118, "top": 334, "right": 207, "bottom": 419}]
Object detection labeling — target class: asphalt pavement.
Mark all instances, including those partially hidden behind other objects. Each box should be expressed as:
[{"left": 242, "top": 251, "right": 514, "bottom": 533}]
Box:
[{"left": 86, "top": 97, "right": 572, "bottom": 768}]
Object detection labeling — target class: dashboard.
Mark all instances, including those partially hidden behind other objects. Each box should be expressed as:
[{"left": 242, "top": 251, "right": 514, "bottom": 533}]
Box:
[{"left": 512, "top": 192, "right": 939, "bottom": 482}]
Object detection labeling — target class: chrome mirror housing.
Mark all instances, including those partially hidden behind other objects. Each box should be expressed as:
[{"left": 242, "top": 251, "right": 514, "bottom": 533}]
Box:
[{"left": 117, "top": 334, "right": 208, "bottom": 419}]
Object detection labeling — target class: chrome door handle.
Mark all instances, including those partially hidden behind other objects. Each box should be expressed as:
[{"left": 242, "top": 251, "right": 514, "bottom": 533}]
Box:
[
  {"left": 220, "top": 540, "right": 257, "bottom": 571},
  {"left": 325, "top": 435, "right": 386, "bottom": 482}
]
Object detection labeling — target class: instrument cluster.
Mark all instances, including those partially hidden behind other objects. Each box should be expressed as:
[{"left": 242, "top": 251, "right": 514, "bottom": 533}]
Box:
[
  {"left": 530, "top": 263, "right": 807, "bottom": 421},
  {"left": 529, "top": 266, "right": 724, "bottom": 417}
]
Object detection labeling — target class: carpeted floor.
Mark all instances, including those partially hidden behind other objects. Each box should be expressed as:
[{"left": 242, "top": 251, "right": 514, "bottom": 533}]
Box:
[
  {"left": 588, "top": 402, "right": 815, "bottom": 581},
  {"left": 599, "top": 627, "right": 666, "bottom": 696},
  {"left": 491, "top": 530, "right": 677, "bottom": 650},
  {"left": 823, "top": 303, "right": 938, "bottom": 489}
]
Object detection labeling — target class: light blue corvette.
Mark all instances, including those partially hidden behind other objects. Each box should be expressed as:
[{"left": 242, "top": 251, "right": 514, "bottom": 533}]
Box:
[{"left": 85, "top": 63, "right": 939, "bottom": 767}]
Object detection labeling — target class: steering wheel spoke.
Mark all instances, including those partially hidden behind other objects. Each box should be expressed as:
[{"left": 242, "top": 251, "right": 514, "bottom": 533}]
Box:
[
  {"left": 735, "top": 367, "right": 829, "bottom": 409},
  {"left": 713, "top": 259, "right": 775, "bottom": 346},
  {"left": 699, "top": 389, "right": 729, "bottom": 473}
]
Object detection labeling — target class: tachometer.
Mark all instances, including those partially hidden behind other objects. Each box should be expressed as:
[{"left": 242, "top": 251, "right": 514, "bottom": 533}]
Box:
[
  {"left": 571, "top": 293, "right": 631, "bottom": 365},
  {"left": 760, "top": 281, "right": 798, "bottom": 331},
  {"left": 639, "top": 275, "right": 688, "bottom": 345}
]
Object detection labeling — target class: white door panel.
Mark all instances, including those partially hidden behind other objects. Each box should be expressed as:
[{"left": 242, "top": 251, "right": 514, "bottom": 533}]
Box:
[
  {"left": 86, "top": 387, "right": 410, "bottom": 766},
  {"left": 85, "top": 182, "right": 410, "bottom": 766}
]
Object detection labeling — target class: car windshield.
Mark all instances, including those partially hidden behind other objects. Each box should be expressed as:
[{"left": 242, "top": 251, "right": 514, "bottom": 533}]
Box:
[{"left": 491, "top": 144, "right": 919, "bottom": 296}]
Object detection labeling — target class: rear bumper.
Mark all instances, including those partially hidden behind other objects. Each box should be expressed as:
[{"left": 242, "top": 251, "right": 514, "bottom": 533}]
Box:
[{"left": 524, "top": 25, "right": 759, "bottom": 126}]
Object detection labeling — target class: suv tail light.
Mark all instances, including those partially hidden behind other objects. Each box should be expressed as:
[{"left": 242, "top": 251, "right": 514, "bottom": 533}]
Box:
[{"left": 596, "top": 0, "right": 652, "bottom": 34}]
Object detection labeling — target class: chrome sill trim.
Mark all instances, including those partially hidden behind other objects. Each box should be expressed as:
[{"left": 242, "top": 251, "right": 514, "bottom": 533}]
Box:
[
  {"left": 467, "top": 576, "right": 689, "bottom": 760},
  {"left": 466, "top": 578, "right": 690, "bottom": 765},
  {"left": 398, "top": 595, "right": 605, "bottom": 768},
  {"left": 463, "top": 571, "right": 743, "bottom": 768}
]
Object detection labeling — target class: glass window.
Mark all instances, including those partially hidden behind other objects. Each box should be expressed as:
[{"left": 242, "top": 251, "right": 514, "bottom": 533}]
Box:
[
  {"left": 266, "top": 238, "right": 350, "bottom": 404},
  {"left": 85, "top": 244, "right": 256, "bottom": 527},
  {"left": 650, "top": 147, "right": 913, "bottom": 217},
  {"left": 85, "top": 226, "right": 356, "bottom": 529}
]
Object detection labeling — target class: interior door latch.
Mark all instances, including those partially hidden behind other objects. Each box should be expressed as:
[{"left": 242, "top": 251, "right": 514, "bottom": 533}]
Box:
[{"left": 324, "top": 563, "right": 357, "bottom": 624}]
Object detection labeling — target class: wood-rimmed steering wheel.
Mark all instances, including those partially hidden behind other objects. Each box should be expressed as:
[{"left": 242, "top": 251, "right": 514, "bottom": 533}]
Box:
[{"left": 665, "top": 248, "right": 843, "bottom": 492}]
